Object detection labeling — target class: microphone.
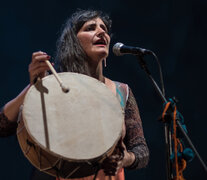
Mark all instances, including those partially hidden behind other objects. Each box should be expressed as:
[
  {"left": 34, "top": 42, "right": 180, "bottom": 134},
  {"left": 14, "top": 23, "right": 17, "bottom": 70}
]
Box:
[{"left": 113, "top": 42, "right": 152, "bottom": 56}]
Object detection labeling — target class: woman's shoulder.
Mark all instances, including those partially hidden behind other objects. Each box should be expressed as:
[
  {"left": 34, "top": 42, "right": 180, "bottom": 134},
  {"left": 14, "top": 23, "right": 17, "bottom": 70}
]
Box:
[
  {"left": 105, "top": 78, "right": 129, "bottom": 109},
  {"left": 105, "top": 77, "right": 129, "bottom": 90},
  {"left": 113, "top": 81, "right": 129, "bottom": 90}
]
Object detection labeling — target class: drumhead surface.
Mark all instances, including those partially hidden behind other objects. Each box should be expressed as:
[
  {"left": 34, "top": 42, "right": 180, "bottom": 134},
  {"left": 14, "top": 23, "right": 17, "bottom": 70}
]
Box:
[{"left": 22, "top": 72, "right": 124, "bottom": 161}]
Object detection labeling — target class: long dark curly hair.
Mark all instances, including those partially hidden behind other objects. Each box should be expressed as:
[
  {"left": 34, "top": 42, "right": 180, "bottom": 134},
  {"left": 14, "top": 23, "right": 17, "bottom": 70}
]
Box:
[{"left": 55, "top": 9, "right": 112, "bottom": 75}]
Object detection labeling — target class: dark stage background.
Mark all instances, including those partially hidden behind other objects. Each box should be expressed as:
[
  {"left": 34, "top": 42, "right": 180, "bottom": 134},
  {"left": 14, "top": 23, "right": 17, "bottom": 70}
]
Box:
[{"left": 0, "top": 0, "right": 206, "bottom": 179}]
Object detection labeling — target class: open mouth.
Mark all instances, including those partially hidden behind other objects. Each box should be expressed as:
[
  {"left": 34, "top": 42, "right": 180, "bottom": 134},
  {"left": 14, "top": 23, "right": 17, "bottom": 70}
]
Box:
[{"left": 94, "top": 39, "right": 107, "bottom": 46}]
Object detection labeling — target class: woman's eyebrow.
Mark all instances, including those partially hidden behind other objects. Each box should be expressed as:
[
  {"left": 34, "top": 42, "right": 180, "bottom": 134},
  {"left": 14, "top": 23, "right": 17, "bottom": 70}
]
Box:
[{"left": 85, "top": 20, "right": 96, "bottom": 26}]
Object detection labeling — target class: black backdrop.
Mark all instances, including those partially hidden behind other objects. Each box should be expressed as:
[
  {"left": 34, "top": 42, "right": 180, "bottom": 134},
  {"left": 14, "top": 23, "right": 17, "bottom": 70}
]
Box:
[{"left": 0, "top": 0, "right": 207, "bottom": 179}]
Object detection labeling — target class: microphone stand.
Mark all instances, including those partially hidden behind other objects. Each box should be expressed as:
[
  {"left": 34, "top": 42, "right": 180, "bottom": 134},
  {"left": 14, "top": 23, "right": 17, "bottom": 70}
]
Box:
[{"left": 135, "top": 54, "right": 207, "bottom": 180}]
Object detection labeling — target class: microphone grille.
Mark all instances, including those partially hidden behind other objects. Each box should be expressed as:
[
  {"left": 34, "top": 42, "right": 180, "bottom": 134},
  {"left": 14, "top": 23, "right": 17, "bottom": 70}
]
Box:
[{"left": 113, "top": 42, "right": 124, "bottom": 56}]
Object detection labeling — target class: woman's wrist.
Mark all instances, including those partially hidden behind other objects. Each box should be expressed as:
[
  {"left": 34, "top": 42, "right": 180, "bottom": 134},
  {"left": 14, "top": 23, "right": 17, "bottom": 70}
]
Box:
[{"left": 123, "top": 151, "right": 135, "bottom": 168}]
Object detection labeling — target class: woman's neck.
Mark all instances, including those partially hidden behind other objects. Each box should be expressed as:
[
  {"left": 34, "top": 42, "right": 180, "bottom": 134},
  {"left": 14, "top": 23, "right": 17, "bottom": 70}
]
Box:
[
  {"left": 88, "top": 60, "right": 117, "bottom": 95},
  {"left": 88, "top": 61, "right": 105, "bottom": 83}
]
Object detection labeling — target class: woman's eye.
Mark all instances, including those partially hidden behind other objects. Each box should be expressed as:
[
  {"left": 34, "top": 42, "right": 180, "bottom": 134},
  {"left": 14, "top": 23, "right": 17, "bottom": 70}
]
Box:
[
  {"left": 101, "top": 26, "right": 107, "bottom": 32},
  {"left": 85, "top": 26, "right": 94, "bottom": 31}
]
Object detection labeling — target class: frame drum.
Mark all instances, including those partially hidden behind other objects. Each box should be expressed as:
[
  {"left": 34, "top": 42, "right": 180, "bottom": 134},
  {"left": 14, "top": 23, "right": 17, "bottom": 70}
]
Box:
[{"left": 17, "top": 72, "right": 124, "bottom": 178}]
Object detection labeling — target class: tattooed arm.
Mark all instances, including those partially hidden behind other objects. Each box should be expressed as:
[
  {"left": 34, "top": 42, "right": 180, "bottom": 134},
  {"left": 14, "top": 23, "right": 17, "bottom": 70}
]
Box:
[{"left": 124, "top": 87, "right": 149, "bottom": 169}]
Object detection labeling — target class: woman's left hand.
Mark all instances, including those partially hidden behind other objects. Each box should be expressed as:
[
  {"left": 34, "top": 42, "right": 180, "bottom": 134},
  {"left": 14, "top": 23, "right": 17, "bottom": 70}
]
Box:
[{"left": 101, "top": 139, "right": 135, "bottom": 176}]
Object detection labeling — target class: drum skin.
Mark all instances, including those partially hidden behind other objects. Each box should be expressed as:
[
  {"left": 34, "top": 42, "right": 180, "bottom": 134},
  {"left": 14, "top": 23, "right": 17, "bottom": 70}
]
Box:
[{"left": 17, "top": 72, "right": 124, "bottom": 178}]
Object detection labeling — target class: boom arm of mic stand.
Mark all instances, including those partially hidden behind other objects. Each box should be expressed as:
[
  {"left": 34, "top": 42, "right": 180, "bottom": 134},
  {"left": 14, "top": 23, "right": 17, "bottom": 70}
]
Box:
[{"left": 135, "top": 54, "right": 207, "bottom": 179}]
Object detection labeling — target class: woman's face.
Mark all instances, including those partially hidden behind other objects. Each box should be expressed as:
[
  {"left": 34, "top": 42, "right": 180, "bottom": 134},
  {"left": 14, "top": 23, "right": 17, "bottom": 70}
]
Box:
[{"left": 77, "top": 17, "right": 110, "bottom": 65}]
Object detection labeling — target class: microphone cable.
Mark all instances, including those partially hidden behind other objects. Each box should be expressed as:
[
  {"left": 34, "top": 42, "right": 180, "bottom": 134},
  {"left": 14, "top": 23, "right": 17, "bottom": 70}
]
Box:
[{"left": 150, "top": 51, "right": 165, "bottom": 97}]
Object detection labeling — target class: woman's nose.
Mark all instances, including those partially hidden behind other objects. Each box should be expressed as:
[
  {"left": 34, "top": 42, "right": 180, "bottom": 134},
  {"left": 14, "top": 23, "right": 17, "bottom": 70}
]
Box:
[{"left": 96, "top": 27, "right": 105, "bottom": 36}]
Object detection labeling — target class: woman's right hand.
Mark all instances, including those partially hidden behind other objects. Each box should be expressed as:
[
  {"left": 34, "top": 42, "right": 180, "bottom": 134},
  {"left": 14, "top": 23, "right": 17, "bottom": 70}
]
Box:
[{"left": 29, "top": 51, "right": 51, "bottom": 85}]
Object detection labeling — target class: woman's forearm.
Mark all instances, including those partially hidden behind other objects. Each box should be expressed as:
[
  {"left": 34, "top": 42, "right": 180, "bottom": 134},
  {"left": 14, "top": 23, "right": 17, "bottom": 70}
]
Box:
[
  {"left": 2, "top": 52, "right": 50, "bottom": 122},
  {"left": 3, "top": 84, "right": 30, "bottom": 122}
]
